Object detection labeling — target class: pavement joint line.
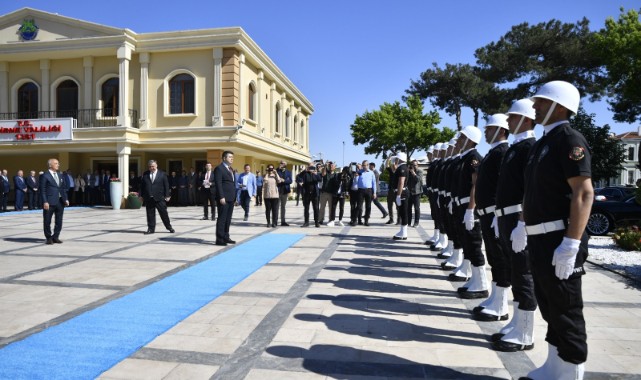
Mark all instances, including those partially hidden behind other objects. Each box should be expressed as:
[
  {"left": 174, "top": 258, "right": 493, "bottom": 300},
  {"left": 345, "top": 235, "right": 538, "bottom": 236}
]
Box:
[
  {"left": 209, "top": 227, "right": 349, "bottom": 379},
  {"left": 132, "top": 348, "right": 227, "bottom": 366},
  {"left": 0, "top": 224, "right": 275, "bottom": 348},
  {"left": 4, "top": 279, "right": 127, "bottom": 291},
  {"left": 224, "top": 291, "right": 287, "bottom": 298},
  {"left": 264, "top": 262, "right": 308, "bottom": 267}
]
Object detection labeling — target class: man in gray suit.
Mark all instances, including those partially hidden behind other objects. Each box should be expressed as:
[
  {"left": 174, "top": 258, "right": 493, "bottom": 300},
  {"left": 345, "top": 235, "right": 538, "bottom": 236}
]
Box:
[
  {"left": 40, "top": 158, "right": 69, "bottom": 244},
  {"left": 140, "top": 160, "right": 174, "bottom": 235}
]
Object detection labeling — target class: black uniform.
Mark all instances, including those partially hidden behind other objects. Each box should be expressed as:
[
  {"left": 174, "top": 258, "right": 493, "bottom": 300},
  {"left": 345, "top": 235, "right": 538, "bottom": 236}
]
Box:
[
  {"left": 455, "top": 150, "right": 484, "bottom": 266},
  {"left": 443, "top": 155, "right": 463, "bottom": 252},
  {"left": 496, "top": 135, "right": 537, "bottom": 310},
  {"left": 523, "top": 123, "right": 591, "bottom": 364},
  {"left": 474, "top": 142, "right": 508, "bottom": 283},
  {"left": 299, "top": 170, "right": 321, "bottom": 226},
  {"left": 425, "top": 159, "right": 439, "bottom": 230},
  {"left": 390, "top": 163, "right": 409, "bottom": 225}
]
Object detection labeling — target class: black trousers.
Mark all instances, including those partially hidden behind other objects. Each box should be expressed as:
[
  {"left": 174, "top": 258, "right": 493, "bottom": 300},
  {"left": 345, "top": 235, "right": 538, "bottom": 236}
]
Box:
[
  {"left": 397, "top": 193, "right": 409, "bottom": 225},
  {"left": 216, "top": 201, "right": 234, "bottom": 241},
  {"left": 202, "top": 189, "right": 216, "bottom": 218},
  {"left": 498, "top": 212, "right": 537, "bottom": 310},
  {"left": 479, "top": 213, "right": 505, "bottom": 283},
  {"left": 386, "top": 194, "right": 395, "bottom": 221},
  {"left": 428, "top": 192, "right": 440, "bottom": 230},
  {"left": 356, "top": 188, "right": 373, "bottom": 221},
  {"left": 43, "top": 202, "right": 64, "bottom": 239},
  {"left": 302, "top": 194, "right": 318, "bottom": 223},
  {"left": 528, "top": 230, "right": 588, "bottom": 364},
  {"left": 256, "top": 186, "right": 263, "bottom": 205},
  {"left": 28, "top": 189, "right": 37, "bottom": 209},
  {"left": 145, "top": 198, "right": 172, "bottom": 231},
  {"left": 456, "top": 206, "right": 484, "bottom": 266},
  {"left": 446, "top": 201, "right": 463, "bottom": 249},
  {"left": 264, "top": 198, "right": 279, "bottom": 224},
  {"left": 330, "top": 196, "right": 345, "bottom": 221},
  {"left": 372, "top": 197, "right": 386, "bottom": 215},
  {"left": 0, "top": 192, "right": 7, "bottom": 211},
  {"left": 407, "top": 194, "right": 421, "bottom": 224}
]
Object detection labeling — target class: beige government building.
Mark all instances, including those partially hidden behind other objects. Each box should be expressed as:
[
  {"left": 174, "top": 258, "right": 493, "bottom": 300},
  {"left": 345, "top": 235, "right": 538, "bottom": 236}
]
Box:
[{"left": 0, "top": 8, "right": 313, "bottom": 198}]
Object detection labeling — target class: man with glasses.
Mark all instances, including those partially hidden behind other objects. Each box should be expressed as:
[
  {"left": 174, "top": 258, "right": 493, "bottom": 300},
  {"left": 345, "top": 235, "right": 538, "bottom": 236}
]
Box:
[{"left": 276, "top": 160, "right": 293, "bottom": 226}]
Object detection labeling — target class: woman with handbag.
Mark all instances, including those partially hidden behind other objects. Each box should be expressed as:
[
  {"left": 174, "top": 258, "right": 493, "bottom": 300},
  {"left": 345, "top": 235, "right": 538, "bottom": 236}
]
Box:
[{"left": 262, "top": 164, "right": 283, "bottom": 228}]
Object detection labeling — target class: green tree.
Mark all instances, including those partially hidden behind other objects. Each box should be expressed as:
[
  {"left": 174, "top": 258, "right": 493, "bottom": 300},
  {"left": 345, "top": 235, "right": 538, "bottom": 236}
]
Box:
[
  {"left": 570, "top": 108, "right": 625, "bottom": 184},
  {"left": 406, "top": 63, "right": 499, "bottom": 129},
  {"left": 592, "top": 8, "right": 641, "bottom": 123},
  {"left": 475, "top": 18, "right": 605, "bottom": 103},
  {"left": 350, "top": 95, "right": 452, "bottom": 160}
]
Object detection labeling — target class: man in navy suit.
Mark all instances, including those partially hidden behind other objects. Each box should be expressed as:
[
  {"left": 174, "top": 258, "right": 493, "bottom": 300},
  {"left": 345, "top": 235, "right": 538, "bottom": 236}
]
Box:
[
  {"left": 214, "top": 151, "right": 236, "bottom": 246},
  {"left": 40, "top": 158, "right": 69, "bottom": 244},
  {"left": 26, "top": 170, "right": 38, "bottom": 210},
  {"left": 140, "top": 159, "right": 174, "bottom": 235},
  {"left": 13, "top": 170, "right": 27, "bottom": 211},
  {"left": 0, "top": 169, "right": 10, "bottom": 212}
]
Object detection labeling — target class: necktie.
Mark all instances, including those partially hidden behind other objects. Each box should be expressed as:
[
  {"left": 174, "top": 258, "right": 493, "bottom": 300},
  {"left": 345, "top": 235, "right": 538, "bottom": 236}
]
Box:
[
  {"left": 53, "top": 172, "right": 59, "bottom": 185},
  {"left": 205, "top": 172, "right": 210, "bottom": 182},
  {"left": 151, "top": 172, "right": 155, "bottom": 183}
]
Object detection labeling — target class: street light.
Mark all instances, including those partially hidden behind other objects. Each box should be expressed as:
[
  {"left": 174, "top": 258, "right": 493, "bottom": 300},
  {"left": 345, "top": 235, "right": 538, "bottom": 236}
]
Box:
[{"left": 342, "top": 141, "right": 345, "bottom": 168}]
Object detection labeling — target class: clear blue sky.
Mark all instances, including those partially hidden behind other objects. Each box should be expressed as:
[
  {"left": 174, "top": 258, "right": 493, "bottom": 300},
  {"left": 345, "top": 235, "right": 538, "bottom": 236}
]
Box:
[{"left": 3, "top": 1, "right": 639, "bottom": 165}]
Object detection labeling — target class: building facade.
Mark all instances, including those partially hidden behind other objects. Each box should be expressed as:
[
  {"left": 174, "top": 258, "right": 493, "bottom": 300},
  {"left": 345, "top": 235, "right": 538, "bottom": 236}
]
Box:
[
  {"left": 0, "top": 8, "right": 313, "bottom": 200},
  {"left": 613, "top": 127, "right": 641, "bottom": 186}
]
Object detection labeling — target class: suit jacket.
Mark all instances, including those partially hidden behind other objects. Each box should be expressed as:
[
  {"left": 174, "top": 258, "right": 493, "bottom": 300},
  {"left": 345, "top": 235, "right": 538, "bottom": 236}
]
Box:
[
  {"left": 236, "top": 172, "right": 257, "bottom": 201},
  {"left": 14, "top": 176, "right": 27, "bottom": 193},
  {"left": 1, "top": 175, "right": 9, "bottom": 194},
  {"left": 26, "top": 176, "right": 38, "bottom": 192},
  {"left": 140, "top": 170, "right": 170, "bottom": 201},
  {"left": 40, "top": 171, "right": 68, "bottom": 205},
  {"left": 214, "top": 163, "right": 236, "bottom": 202}
]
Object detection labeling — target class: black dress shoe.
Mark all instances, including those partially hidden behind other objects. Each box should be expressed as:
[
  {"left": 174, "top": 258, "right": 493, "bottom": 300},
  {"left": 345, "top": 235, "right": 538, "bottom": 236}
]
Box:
[
  {"left": 473, "top": 312, "right": 509, "bottom": 322},
  {"left": 385, "top": 219, "right": 394, "bottom": 224},
  {"left": 52, "top": 238, "right": 63, "bottom": 244},
  {"left": 46, "top": 238, "right": 53, "bottom": 245},
  {"left": 168, "top": 228, "right": 175, "bottom": 233},
  {"left": 490, "top": 332, "right": 506, "bottom": 342},
  {"left": 225, "top": 239, "right": 236, "bottom": 244},
  {"left": 349, "top": 221, "right": 356, "bottom": 226},
  {"left": 272, "top": 223, "right": 277, "bottom": 228},
  {"left": 364, "top": 221, "right": 369, "bottom": 226},
  {"left": 201, "top": 216, "right": 209, "bottom": 220},
  {"left": 301, "top": 222, "right": 309, "bottom": 227},
  {"left": 215, "top": 241, "right": 227, "bottom": 246},
  {"left": 392, "top": 236, "right": 407, "bottom": 240},
  {"left": 211, "top": 217, "right": 216, "bottom": 221},
  {"left": 492, "top": 339, "right": 534, "bottom": 352},
  {"left": 315, "top": 223, "right": 320, "bottom": 227},
  {"left": 358, "top": 221, "right": 363, "bottom": 225},
  {"left": 382, "top": 212, "right": 388, "bottom": 219},
  {"left": 448, "top": 274, "right": 469, "bottom": 282},
  {"left": 144, "top": 230, "right": 155, "bottom": 235},
  {"left": 266, "top": 223, "right": 272, "bottom": 228},
  {"left": 458, "top": 290, "right": 490, "bottom": 299},
  {"left": 412, "top": 222, "right": 419, "bottom": 227},
  {"left": 281, "top": 222, "right": 290, "bottom": 226}
]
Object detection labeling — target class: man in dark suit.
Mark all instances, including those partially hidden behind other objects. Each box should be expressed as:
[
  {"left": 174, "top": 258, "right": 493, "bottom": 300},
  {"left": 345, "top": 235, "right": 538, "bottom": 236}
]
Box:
[
  {"left": 13, "top": 170, "right": 27, "bottom": 211},
  {"left": 0, "top": 169, "right": 10, "bottom": 212},
  {"left": 214, "top": 151, "right": 236, "bottom": 246},
  {"left": 26, "top": 170, "right": 38, "bottom": 210},
  {"left": 41, "top": 158, "right": 69, "bottom": 244},
  {"left": 199, "top": 162, "right": 216, "bottom": 221},
  {"left": 140, "top": 159, "right": 174, "bottom": 235}
]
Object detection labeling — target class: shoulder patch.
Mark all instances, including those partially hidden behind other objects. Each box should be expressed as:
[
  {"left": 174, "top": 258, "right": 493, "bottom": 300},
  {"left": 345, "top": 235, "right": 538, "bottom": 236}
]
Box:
[
  {"left": 569, "top": 146, "right": 585, "bottom": 161},
  {"left": 471, "top": 159, "right": 480, "bottom": 168}
]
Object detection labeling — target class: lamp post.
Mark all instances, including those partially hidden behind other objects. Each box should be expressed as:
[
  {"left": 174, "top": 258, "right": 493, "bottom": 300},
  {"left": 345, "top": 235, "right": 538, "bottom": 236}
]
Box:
[{"left": 342, "top": 141, "right": 345, "bottom": 168}]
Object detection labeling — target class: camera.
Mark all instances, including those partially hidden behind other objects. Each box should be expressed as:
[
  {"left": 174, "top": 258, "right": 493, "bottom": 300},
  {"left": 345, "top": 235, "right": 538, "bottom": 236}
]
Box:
[
  {"left": 308, "top": 165, "right": 316, "bottom": 171},
  {"left": 267, "top": 167, "right": 273, "bottom": 172},
  {"left": 349, "top": 163, "right": 357, "bottom": 173}
]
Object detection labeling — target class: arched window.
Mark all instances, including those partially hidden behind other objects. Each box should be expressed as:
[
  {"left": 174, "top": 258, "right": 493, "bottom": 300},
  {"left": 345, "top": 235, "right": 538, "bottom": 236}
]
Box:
[
  {"left": 56, "top": 80, "right": 78, "bottom": 118},
  {"left": 285, "top": 109, "right": 290, "bottom": 138},
  {"left": 275, "top": 102, "right": 281, "bottom": 133},
  {"left": 18, "top": 82, "right": 38, "bottom": 119},
  {"left": 248, "top": 82, "right": 256, "bottom": 120},
  {"left": 101, "top": 78, "right": 119, "bottom": 117},
  {"left": 169, "top": 74, "right": 194, "bottom": 114},
  {"left": 293, "top": 115, "right": 298, "bottom": 142},
  {"left": 300, "top": 120, "right": 305, "bottom": 146}
]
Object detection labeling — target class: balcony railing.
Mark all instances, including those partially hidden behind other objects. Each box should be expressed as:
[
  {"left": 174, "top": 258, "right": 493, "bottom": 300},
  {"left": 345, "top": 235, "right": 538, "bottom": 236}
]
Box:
[{"left": 0, "top": 109, "right": 139, "bottom": 129}]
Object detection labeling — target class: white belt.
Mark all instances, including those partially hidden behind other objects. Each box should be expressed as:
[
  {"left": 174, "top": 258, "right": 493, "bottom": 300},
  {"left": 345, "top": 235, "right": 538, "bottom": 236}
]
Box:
[
  {"left": 427, "top": 187, "right": 432, "bottom": 191},
  {"left": 495, "top": 204, "right": 522, "bottom": 217},
  {"left": 456, "top": 196, "right": 470, "bottom": 206},
  {"left": 477, "top": 205, "right": 496, "bottom": 216},
  {"left": 439, "top": 191, "right": 446, "bottom": 196},
  {"left": 445, "top": 192, "right": 451, "bottom": 197},
  {"left": 525, "top": 220, "right": 566, "bottom": 236},
  {"left": 433, "top": 188, "right": 439, "bottom": 192}
]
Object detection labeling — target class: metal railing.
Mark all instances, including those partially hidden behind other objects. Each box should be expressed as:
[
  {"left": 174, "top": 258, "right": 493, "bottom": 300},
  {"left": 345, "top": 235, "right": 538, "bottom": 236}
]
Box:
[{"left": 0, "top": 109, "right": 139, "bottom": 129}]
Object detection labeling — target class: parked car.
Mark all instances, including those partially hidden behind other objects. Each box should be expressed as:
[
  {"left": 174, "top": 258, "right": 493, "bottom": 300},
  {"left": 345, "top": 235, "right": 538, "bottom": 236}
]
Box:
[
  {"left": 586, "top": 194, "right": 641, "bottom": 235},
  {"left": 377, "top": 181, "right": 389, "bottom": 197},
  {"left": 593, "top": 186, "right": 636, "bottom": 202}
]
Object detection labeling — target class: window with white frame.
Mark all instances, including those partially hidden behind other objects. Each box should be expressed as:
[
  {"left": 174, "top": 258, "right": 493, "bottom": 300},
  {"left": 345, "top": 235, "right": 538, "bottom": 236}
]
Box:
[
  {"left": 628, "top": 170, "right": 635, "bottom": 185},
  {"left": 168, "top": 73, "right": 195, "bottom": 114},
  {"left": 17, "top": 82, "right": 38, "bottom": 118},
  {"left": 628, "top": 146, "right": 635, "bottom": 161},
  {"left": 101, "top": 78, "right": 119, "bottom": 117},
  {"left": 293, "top": 115, "right": 298, "bottom": 142},
  {"left": 248, "top": 82, "right": 256, "bottom": 121},
  {"left": 275, "top": 102, "right": 281, "bottom": 133},
  {"left": 285, "top": 109, "right": 290, "bottom": 138}
]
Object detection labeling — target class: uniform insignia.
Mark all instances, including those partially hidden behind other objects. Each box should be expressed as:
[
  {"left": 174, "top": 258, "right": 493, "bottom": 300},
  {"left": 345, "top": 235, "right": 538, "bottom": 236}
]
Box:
[
  {"left": 506, "top": 151, "right": 515, "bottom": 163},
  {"left": 471, "top": 159, "right": 479, "bottom": 168},
  {"left": 569, "top": 146, "right": 585, "bottom": 161},
  {"left": 538, "top": 146, "right": 549, "bottom": 162}
]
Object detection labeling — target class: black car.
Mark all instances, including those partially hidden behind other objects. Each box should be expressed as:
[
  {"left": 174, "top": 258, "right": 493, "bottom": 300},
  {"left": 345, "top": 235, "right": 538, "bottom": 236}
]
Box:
[
  {"left": 594, "top": 186, "right": 636, "bottom": 202},
  {"left": 586, "top": 194, "right": 641, "bottom": 235}
]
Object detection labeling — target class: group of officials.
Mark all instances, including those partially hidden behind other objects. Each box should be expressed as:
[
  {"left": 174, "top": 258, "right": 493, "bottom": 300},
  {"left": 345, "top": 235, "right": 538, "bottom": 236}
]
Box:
[{"left": 423, "top": 80, "right": 590, "bottom": 380}]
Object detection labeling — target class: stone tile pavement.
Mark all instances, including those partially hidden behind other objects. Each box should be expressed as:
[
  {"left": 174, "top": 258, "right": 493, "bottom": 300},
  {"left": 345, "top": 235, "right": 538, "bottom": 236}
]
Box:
[{"left": 1, "top": 202, "right": 640, "bottom": 379}]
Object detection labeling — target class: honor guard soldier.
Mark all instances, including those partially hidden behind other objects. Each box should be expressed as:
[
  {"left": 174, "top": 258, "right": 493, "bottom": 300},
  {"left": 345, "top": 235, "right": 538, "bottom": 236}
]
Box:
[
  {"left": 426, "top": 143, "right": 444, "bottom": 246},
  {"left": 424, "top": 145, "right": 438, "bottom": 239},
  {"left": 517, "top": 81, "right": 592, "bottom": 380},
  {"left": 492, "top": 99, "right": 538, "bottom": 353},
  {"left": 390, "top": 153, "right": 410, "bottom": 240},
  {"left": 435, "top": 138, "right": 457, "bottom": 259},
  {"left": 452, "top": 126, "right": 488, "bottom": 299},
  {"left": 472, "top": 114, "right": 510, "bottom": 321},
  {"left": 439, "top": 138, "right": 464, "bottom": 268}
]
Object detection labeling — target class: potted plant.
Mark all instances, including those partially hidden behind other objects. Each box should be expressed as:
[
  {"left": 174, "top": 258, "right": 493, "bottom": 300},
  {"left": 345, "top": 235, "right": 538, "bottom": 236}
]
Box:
[{"left": 127, "top": 192, "right": 142, "bottom": 209}]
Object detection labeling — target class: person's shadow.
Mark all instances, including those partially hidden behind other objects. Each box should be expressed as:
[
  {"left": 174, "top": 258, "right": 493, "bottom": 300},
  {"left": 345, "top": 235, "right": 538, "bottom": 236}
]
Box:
[{"left": 308, "top": 278, "right": 454, "bottom": 297}]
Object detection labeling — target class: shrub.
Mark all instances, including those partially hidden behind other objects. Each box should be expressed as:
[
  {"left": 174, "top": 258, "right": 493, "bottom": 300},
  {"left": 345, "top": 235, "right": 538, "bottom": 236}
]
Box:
[{"left": 612, "top": 225, "right": 641, "bottom": 251}]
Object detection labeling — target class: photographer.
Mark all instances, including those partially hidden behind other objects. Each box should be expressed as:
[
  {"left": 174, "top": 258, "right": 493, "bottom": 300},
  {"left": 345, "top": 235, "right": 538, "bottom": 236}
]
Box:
[
  {"left": 298, "top": 164, "right": 321, "bottom": 227},
  {"left": 318, "top": 161, "right": 336, "bottom": 224},
  {"left": 328, "top": 166, "right": 351, "bottom": 226},
  {"left": 407, "top": 160, "right": 424, "bottom": 227}
]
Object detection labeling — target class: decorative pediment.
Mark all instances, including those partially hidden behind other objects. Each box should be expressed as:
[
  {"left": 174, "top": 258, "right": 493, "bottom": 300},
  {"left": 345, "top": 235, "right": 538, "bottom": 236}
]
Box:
[{"left": 0, "top": 8, "right": 126, "bottom": 44}]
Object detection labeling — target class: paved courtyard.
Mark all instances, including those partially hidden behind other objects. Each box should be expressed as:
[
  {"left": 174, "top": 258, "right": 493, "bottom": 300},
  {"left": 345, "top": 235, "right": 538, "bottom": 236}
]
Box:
[{"left": 1, "top": 202, "right": 640, "bottom": 379}]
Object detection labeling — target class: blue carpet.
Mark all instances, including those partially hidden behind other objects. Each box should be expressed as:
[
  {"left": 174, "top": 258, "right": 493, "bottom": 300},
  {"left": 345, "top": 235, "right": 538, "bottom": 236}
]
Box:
[{"left": 0, "top": 233, "right": 304, "bottom": 380}]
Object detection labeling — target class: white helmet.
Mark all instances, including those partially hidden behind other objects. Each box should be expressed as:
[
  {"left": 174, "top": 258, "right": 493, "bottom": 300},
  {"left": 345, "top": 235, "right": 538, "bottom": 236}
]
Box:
[
  {"left": 449, "top": 136, "right": 458, "bottom": 145},
  {"left": 433, "top": 143, "right": 442, "bottom": 151},
  {"left": 507, "top": 99, "right": 535, "bottom": 119},
  {"left": 460, "top": 125, "right": 482, "bottom": 145},
  {"left": 531, "top": 80, "right": 580, "bottom": 115},
  {"left": 484, "top": 114, "right": 509, "bottom": 130},
  {"left": 427, "top": 145, "right": 434, "bottom": 154},
  {"left": 396, "top": 152, "right": 408, "bottom": 162}
]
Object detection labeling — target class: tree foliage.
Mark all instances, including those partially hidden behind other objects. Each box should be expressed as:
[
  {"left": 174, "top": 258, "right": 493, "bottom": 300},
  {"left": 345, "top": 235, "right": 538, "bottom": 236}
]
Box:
[
  {"left": 475, "top": 18, "right": 605, "bottom": 105},
  {"left": 570, "top": 108, "right": 625, "bottom": 183},
  {"left": 592, "top": 8, "right": 641, "bottom": 123},
  {"left": 350, "top": 96, "right": 452, "bottom": 160}
]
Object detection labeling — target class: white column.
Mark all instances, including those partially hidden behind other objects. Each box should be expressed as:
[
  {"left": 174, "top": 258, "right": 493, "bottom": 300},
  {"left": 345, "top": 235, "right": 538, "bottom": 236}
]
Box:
[
  {"left": 280, "top": 94, "right": 286, "bottom": 140},
  {"left": 40, "top": 59, "right": 50, "bottom": 112},
  {"left": 257, "top": 70, "right": 264, "bottom": 134},
  {"left": 238, "top": 53, "right": 245, "bottom": 126},
  {"left": 306, "top": 116, "right": 310, "bottom": 151},
  {"left": 212, "top": 47, "right": 223, "bottom": 126},
  {"left": 0, "top": 62, "right": 7, "bottom": 114},
  {"left": 289, "top": 102, "right": 295, "bottom": 141},
  {"left": 270, "top": 83, "right": 276, "bottom": 136},
  {"left": 117, "top": 44, "right": 132, "bottom": 127},
  {"left": 83, "top": 57, "right": 93, "bottom": 111},
  {"left": 139, "top": 52, "right": 150, "bottom": 129},
  {"left": 117, "top": 143, "right": 131, "bottom": 199}
]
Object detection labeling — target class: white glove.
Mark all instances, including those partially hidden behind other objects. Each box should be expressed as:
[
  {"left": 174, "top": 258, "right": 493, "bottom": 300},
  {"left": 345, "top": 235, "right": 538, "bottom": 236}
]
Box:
[
  {"left": 552, "top": 237, "right": 580, "bottom": 280},
  {"left": 464, "top": 209, "right": 475, "bottom": 231},
  {"left": 395, "top": 195, "right": 401, "bottom": 206},
  {"left": 448, "top": 200, "right": 453, "bottom": 215},
  {"left": 511, "top": 221, "right": 527, "bottom": 252},
  {"left": 436, "top": 197, "right": 440, "bottom": 208},
  {"left": 491, "top": 216, "right": 499, "bottom": 238}
]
